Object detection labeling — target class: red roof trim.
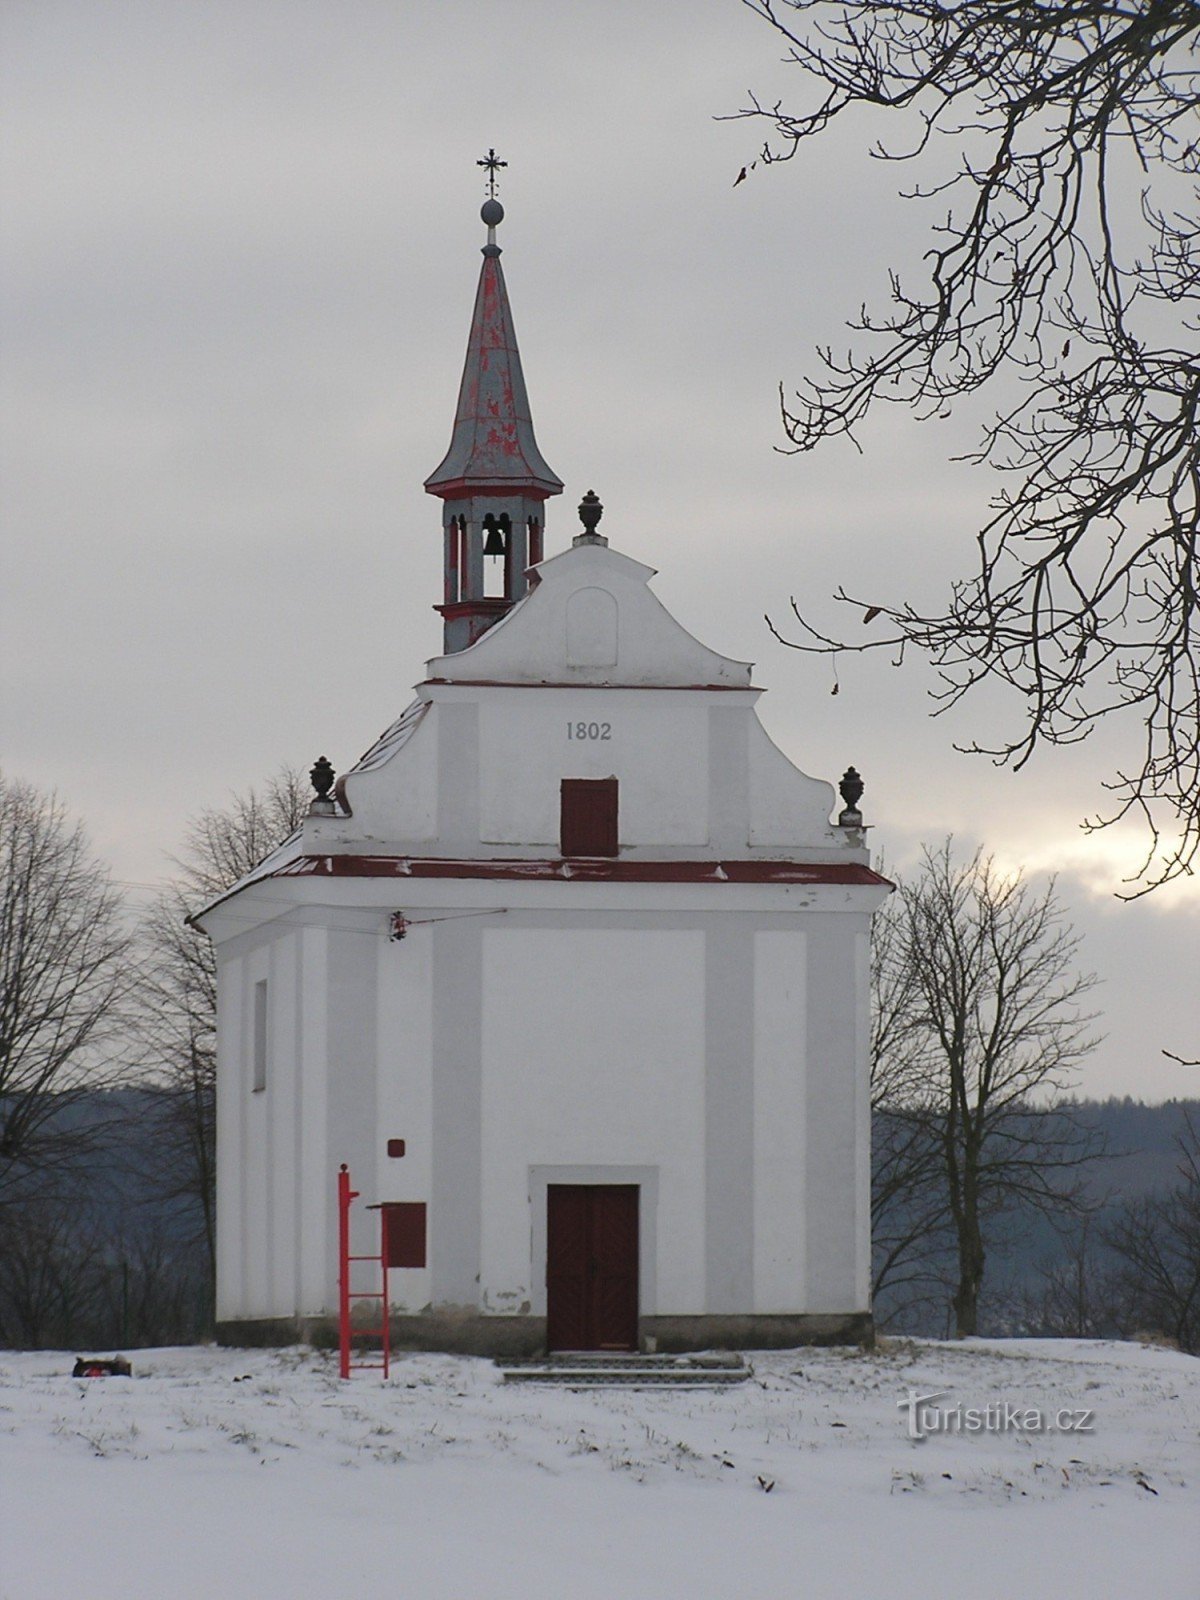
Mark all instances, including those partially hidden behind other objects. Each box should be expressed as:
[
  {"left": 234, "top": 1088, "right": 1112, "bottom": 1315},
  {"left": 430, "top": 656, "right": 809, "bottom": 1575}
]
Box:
[
  {"left": 434, "top": 600, "right": 513, "bottom": 622},
  {"left": 426, "top": 483, "right": 556, "bottom": 502},
  {"left": 421, "top": 679, "right": 758, "bottom": 692},
  {"left": 270, "top": 855, "right": 892, "bottom": 887}
]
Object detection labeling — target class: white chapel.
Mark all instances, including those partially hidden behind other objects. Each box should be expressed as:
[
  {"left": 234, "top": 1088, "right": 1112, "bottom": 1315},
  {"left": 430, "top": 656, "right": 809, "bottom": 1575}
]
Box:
[{"left": 195, "top": 184, "right": 890, "bottom": 1354}]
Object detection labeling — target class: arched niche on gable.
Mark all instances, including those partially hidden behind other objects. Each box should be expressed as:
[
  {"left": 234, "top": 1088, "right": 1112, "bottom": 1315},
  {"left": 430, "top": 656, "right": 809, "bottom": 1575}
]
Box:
[{"left": 566, "top": 586, "right": 619, "bottom": 668}]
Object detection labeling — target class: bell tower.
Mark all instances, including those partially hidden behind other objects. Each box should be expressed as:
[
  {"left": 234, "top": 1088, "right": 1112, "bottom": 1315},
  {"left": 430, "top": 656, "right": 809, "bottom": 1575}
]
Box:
[{"left": 425, "top": 154, "right": 563, "bottom": 654}]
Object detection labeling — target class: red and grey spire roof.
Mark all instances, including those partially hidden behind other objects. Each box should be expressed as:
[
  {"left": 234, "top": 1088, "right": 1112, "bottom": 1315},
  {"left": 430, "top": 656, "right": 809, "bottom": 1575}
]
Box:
[{"left": 424, "top": 189, "right": 563, "bottom": 501}]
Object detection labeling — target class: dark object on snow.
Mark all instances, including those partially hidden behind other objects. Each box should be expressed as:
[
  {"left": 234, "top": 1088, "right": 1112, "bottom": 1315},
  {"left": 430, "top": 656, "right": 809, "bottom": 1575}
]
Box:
[{"left": 73, "top": 1356, "right": 132, "bottom": 1378}]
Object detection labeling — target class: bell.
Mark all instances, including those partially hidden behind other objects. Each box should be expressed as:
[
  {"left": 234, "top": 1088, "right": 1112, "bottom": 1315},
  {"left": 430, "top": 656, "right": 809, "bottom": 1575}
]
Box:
[{"left": 482, "top": 516, "right": 507, "bottom": 558}]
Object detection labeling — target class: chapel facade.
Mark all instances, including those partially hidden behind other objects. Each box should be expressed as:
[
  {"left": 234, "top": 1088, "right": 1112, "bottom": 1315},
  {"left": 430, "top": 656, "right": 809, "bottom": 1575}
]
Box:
[{"left": 197, "top": 187, "right": 889, "bottom": 1354}]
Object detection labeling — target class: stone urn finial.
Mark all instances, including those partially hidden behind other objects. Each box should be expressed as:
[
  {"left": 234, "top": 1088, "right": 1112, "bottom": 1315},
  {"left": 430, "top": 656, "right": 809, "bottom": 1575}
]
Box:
[
  {"left": 309, "top": 755, "right": 336, "bottom": 816},
  {"left": 838, "top": 766, "right": 865, "bottom": 829},
  {"left": 574, "top": 489, "right": 607, "bottom": 546}
]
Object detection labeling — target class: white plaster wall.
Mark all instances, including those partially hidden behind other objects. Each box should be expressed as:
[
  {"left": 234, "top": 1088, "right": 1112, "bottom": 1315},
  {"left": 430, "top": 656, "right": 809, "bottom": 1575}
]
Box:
[
  {"left": 478, "top": 689, "right": 710, "bottom": 847},
  {"left": 337, "top": 704, "right": 439, "bottom": 843},
  {"left": 752, "top": 931, "right": 808, "bottom": 1313},
  {"left": 215, "top": 931, "right": 314, "bottom": 1322},
  {"left": 296, "top": 926, "right": 330, "bottom": 1315},
  {"left": 374, "top": 924, "right": 433, "bottom": 1312},
  {"left": 211, "top": 882, "right": 884, "bottom": 1324},
  {"left": 565, "top": 586, "right": 619, "bottom": 667},
  {"left": 803, "top": 923, "right": 867, "bottom": 1312},
  {"left": 325, "top": 679, "right": 859, "bottom": 864},
  {"left": 854, "top": 927, "right": 873, "bottom": 1310},
  {"left": 323, "top": 925, "right": 381, "bottom": 1305},
  {"left": 747, "top": 718, "right": 840, "bottom": 848},
  {"left": 430, "top": 541, "right": 753, "bottom": 690},
  {"left": 266, "top": 931, "right": 300, "bottom": 1318},
  {"left": 214, "top": 954, "right": 243, "bottom": 1323},
  {"left": 479, "top": 927, "right": 707, "bottom": 1316},
  {"left": 305, "top": 539, "right": 873, "bottom": 862},
  {"left": 240, "top": 942, "right": 271, "bottom": 1317}
]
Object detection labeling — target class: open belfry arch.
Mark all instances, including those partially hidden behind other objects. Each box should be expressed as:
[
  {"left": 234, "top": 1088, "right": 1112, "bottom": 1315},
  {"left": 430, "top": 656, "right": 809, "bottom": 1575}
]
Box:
[{"left": 194, "top": 160, "right": 891, "bottom": 1354}]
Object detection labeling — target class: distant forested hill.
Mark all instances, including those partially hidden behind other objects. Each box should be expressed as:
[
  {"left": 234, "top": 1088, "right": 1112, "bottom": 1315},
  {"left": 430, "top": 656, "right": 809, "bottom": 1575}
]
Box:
[
  {"left": 1072, "top": 1097, "right": 1200, "bottom": 1198},
  {"left": 0, "top": 1087, "right": 209, "bottom": 1349},
  {"left": 873, "top": 1098, "right": 1200, "bottom": 1339}
]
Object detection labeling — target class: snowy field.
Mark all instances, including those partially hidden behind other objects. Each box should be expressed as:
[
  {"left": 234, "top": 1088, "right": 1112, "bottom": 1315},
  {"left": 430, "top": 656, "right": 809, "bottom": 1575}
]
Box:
[{"left": 2, "top": 1338, "right": 1196, "bottom": 1600}]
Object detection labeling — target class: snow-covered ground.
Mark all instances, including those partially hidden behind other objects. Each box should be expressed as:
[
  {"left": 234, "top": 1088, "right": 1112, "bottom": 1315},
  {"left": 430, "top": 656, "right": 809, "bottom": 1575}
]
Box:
[{"left": 2, "top": 1338, "right": 1196, "bottom": 1600}]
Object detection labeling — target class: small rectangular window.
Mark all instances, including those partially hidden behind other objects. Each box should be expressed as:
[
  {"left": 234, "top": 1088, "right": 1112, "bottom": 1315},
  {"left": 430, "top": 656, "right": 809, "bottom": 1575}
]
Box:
[
  {"left": 560, "top": 777, "right": 619, "bottom": 857},
  {"left": 252, "top": 979, "right": 268, "bottom": 1093}
]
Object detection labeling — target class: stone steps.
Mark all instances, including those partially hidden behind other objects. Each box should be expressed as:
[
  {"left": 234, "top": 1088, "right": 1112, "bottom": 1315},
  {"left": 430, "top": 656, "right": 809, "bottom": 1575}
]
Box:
[{"left": 496, "top": 1352, "right": 752, "bottom": 1387}]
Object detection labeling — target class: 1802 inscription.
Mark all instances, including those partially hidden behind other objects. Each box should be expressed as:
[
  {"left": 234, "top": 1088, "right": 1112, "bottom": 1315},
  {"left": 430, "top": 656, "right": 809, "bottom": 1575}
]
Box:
[{"left": 567, "top": 721, "right": 612, "bottom": 740}]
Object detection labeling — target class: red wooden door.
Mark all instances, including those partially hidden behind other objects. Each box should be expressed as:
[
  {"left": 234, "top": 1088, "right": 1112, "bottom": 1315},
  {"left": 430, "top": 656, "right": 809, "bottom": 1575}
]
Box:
[{"left": 546, "top": 1185, "right": 638, "bottom": 1351}]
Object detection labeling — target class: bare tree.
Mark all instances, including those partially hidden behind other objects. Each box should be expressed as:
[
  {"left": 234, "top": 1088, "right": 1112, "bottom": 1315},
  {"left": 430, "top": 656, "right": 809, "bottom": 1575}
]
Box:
[
  {"left": 137, "top": 766, "right": 308, "bottom": 1283},
  {"left": 734, "top": 1, "right": 1200, "bottom": 894},
  {"left": 1020, "top": 1212, "right": 1121, "bottom": 1339},
  {"left": 138, "top": 889, "right": 221, "bottom": 1282},
  {"left": 0, "top": 1197, "right": 107, "bottom": 1346},
  {"left": 868, "top": 879, "right": 952, "bottom": 1315},
  {"left": 0, "top": 1192, "right": 210, "bottom": 1349},
  {"left": 877, "top": 841, "right": 1101, "bottom": 1336},
  {"left": 0, "top": 773, "right": 132, "bottom": 1203},
  {"left": 169, "top": 767, "right": 311, "bottom": 903},
  {"left": 1105, "top": 1110, "right": 1200, "bottom": 1352}
]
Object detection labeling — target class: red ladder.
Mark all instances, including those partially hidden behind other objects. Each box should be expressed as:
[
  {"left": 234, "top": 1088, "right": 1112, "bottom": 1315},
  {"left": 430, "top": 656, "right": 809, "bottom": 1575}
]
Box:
[{"left": 337, "top": 1164, "right": 391, "bottom": 1379}]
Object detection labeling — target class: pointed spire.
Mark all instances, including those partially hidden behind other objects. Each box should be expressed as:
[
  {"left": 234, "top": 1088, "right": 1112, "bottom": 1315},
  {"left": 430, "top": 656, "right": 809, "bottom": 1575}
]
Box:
[
  {"left": 424, "top": 193, "right": 563, "bottom": 499},
  {"left": 427, "top": 167, "right": 564, "bottom": 653}
]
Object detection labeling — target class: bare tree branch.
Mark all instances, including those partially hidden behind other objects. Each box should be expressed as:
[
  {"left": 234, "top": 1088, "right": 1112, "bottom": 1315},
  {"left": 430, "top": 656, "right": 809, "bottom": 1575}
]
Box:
[
  {"left": 0, "top": 773, "right": 133, "bottom": 1204},
  {"left": 733, "top": 0, "right": 1200, "bottom": 893}
]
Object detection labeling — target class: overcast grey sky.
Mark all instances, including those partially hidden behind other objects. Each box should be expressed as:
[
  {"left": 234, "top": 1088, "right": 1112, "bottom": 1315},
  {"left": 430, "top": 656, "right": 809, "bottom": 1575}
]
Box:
[{"left": 2, "top": 1, "right": 1196, "bottom": 1100}]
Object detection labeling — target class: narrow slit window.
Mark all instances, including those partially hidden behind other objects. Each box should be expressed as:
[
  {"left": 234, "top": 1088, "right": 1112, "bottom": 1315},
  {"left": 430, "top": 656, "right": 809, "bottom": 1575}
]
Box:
[
  {"left": 560, "top": 777, "right": 619, "bottom": 857},
  {"left": 252, "top": 979, "right": 268, "bottom": 1093}
]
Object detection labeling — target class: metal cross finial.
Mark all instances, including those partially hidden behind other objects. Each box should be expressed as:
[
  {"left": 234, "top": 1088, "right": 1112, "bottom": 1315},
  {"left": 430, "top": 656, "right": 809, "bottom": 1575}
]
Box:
[{"left": 477, "top": 148, "right": 507, "bottom": 197}]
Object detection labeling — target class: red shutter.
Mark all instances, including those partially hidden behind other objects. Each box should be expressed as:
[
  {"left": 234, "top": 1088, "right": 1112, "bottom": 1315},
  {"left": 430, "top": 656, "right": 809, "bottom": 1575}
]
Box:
[
  {"left": 382, "top": 1202, "right": 426, "bottom": 1268},
  {"left": 560, "top": 777, "right": 618, "bottom": 857}
]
